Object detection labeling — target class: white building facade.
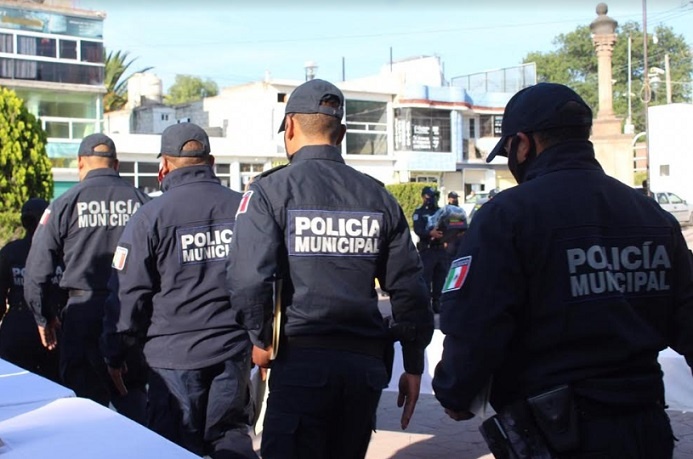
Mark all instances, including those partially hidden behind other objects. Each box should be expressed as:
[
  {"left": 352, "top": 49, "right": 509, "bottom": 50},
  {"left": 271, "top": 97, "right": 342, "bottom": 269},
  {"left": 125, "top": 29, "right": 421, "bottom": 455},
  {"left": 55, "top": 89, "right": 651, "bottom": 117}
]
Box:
[{"left": 104, "top": 58, "right": 521, "bottom": 197}]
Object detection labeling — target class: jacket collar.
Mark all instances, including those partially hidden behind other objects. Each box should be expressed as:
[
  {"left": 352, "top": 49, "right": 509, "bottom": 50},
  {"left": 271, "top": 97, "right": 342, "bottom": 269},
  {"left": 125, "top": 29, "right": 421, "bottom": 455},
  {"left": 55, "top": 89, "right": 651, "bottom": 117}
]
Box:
[
  {"left": 290, "top": 145, "right": 345, "bottom": 164},
  {"left": 525, "top": 140, "right": 603, "bottom": 182},
  {"left": 84, "top": 168, "right": 119, "bottom": 180},
  {"left": 161, "top": 165, "right": 219, "bottom": 192}
]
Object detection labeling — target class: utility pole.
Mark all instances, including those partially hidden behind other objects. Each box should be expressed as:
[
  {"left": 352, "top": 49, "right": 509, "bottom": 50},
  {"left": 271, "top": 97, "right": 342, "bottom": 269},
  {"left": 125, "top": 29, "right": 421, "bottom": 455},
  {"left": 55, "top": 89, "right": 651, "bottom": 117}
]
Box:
[
  {"left": 642, "top": 0, "right": 651, "bottom": 195},
  {"left": 665, "top": 53, "right": 672, "bottom": 104}
]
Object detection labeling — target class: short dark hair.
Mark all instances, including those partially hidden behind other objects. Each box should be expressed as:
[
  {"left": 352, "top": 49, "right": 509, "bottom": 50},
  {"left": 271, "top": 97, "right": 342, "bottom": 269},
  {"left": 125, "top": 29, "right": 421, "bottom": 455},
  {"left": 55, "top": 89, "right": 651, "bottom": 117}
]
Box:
[
  {"left": 293, "top": 95, "right": 343, "bottom": 143},
  {"left": 533, "top": 101, "right": 592, "bottom": 148},
  {"left": 164, "top": 140, "right": 210, "bottom": 167}
]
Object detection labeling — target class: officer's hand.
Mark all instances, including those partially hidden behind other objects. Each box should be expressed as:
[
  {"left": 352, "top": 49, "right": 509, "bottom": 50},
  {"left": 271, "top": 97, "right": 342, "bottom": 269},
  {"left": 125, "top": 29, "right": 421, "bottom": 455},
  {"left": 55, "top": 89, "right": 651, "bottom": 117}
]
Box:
[
  {"left": 397, "top": 372, "right": 421, "bottom": 430},
  {"left": 444, "top": 408, "right": 475, "bottom": 421},
  {"left": 108, "top": 362, "right": 128, "bottom": 397},
  {"left": 429, "top": 229, "right": 443, "bottom": 239},
  {"left": 252, "top": 345, "right": 273, "bottom": 368},
  {"left": 37, "top": 318, "right": 61, "bottom": 350}
]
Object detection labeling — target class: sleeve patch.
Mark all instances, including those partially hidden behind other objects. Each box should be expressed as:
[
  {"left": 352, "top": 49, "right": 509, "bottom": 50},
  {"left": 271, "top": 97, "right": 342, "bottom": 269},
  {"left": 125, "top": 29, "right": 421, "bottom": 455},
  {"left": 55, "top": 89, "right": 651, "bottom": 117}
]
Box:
[
  {"left": 236, "top": 190, "right": 253, "bottom": 216},
  {"left": 112, "top": 246, "right": 129, "bottom": 271},
  {"left": 39, "top": 209, "right": 51, "bottom": 225},
  {"left": 442, "top": 256, "right": 472, "bottom": 293}
]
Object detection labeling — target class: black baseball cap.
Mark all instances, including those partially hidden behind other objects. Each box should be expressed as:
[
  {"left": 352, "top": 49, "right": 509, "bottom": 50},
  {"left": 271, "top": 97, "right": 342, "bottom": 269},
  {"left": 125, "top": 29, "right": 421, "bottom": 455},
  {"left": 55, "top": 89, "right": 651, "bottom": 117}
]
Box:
[
  {"left": 278, "top": 79, "right": 344, "bottom": 133},
  {"left": 159, "top": 123, "right": 211, "bottom": 158},
  {"left": 421, "top": 186, "right": 435, "bottom": 197},
  {"left": 78, "top": 133, "right": 116, "bottom": 158},
  {"left": 21, "top": 197, "right": 48, "bottom": 219},
  {"left": 486, "top": 83, "right": 593, "bottom": 163},
  {"left": 448, "top": 191, "right": 459, "bottom": 199}
]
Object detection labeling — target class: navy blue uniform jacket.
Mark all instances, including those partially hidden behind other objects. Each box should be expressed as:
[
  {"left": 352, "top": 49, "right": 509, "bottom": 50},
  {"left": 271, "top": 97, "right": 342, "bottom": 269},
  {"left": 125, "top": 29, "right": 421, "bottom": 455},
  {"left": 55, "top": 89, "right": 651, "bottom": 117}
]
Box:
[
  {"left": 24, "top": 169, "right": 150, "bottom": 326},
  {"left": 226, "top": 145, "right": 433, "bottom": 374},
  {"left": 433, "top": 141, "right": 693, "bottom": 411},
  {"left": 108, "top": 166, "right": 248, "bottom": 370}
]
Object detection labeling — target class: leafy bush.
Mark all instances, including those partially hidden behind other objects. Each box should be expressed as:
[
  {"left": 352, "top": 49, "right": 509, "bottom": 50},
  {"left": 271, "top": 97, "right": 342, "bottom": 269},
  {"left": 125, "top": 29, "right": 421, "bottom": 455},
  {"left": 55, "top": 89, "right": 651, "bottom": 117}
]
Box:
[
  {"left": 386, "top": 183, "right": 426, "bottom": 228},
  {"left": 0, "top": 211, "right": 23, "bottom": 247}
]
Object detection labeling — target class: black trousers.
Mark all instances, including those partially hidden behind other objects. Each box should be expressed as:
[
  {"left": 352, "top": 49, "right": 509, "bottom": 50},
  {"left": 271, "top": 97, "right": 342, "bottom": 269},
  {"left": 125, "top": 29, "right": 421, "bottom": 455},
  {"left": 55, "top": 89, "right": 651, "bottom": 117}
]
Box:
[
  {"left": 0, "top": 305, "right": 59, "bottom": 382},
  {"left": 420, "top": 247, "right": 448, "bottom": 311},
  {"left": 147, "top": 352, "right": 256, "bottom": 459},
  {"left": 261, "top": 347, "right": 389, "bottom": 459},
  {"left": 563, "top": 406, "right": 674, "bottom": 459},
  {"left": 60, "top": 292, "right": 147, "bottom": 424}
]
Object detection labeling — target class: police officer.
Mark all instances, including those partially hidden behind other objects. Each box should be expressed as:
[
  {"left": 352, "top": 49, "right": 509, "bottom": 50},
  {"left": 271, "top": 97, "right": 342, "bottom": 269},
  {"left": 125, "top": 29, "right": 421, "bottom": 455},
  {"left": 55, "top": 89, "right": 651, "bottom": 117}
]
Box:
[
  {"left": 0, "top": 198, "right": 63, "bottom": 381},
  {"left": 103, "top": 123, "right": 256, "bottom": 459},
  {"left": 468, "top": 188, "right": 498, "bottom": 223},
  {"left": 227, "top": 79, "right": 433, "bottom": 459},
  {"left": 24, "top": 133, "right": 150, "bottom": 423},
  {"left": 447, "top": 191, "right": 459, "bottom": 206},
  {"left": 413, "top": 186, "right": 447, "bottom": 313},
  {"left": 432, "top": 83, "right": 693, "bottom": 457}
]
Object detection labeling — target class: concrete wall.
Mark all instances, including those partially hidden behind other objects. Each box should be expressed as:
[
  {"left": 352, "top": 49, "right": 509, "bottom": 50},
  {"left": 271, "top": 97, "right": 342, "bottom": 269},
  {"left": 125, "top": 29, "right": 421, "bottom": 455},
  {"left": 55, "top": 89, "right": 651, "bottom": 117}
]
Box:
[{"left": 649, "top": 103, "right": 693, "bottom": 199}]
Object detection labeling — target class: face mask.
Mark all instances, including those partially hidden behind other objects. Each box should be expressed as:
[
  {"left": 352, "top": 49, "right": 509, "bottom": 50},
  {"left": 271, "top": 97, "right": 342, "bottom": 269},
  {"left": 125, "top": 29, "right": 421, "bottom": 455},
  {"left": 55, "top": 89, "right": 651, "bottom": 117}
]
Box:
[
  {"left": 158, "top": 160, "right": 165, "bottom": 185},
  {"left": 507, "top": 135, "right": 537, "bottom": 184}
]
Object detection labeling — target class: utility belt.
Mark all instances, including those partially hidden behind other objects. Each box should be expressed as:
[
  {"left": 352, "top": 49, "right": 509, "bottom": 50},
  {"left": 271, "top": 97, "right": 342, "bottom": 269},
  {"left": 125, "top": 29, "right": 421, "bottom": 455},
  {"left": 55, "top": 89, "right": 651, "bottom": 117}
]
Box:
[
  {"left": 480, "top": 385, "right": 665, "bottom": 459},
  {"left": 7, "top": 301, "right": 29, "bottom": 313},
  {"left": 286, "top": 335, "right": 388, "bottom": 360},
  {"left": 68, "top": 289, "right": 108, "bottom": 298},
  {"left": 416, "top": 240, "right": 444, "bottom": 251},
  {"left": 480, "top": 385, "right": 579, "bottom": 459}
]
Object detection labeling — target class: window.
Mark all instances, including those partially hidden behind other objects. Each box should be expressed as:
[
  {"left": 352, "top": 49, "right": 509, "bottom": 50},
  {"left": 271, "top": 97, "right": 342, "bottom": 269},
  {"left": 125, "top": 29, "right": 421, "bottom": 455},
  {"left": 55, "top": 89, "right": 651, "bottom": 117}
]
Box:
[
  {"left": 479, "top": 115, "right": 503, "bottom": 137},
  {"left": 410, "top": 176, "right": 438, "bottom": 183},
  {"left": 0, "top": 33, "right": 13, "bottom": 53},
  {"left": 468, "top": 118, "right": 476, "bottom": 138},
  {"left": 80, "top": 41, "right": 103, "bottom": 63},
  {"left": 668, "top": 193, "right": 683, "bottom": 204},
  {"left": 59, "top": 40, "right": 77, "bottom": 60},
  {"left": 161, "top": 114, "right": 169, "bottom": 121},
  {"left": 660, "top": 165, "right": 670, "bottom": 177},
  {"left": 345, "top": 100, "right": 387, "bottom": 155},
  {"left": 395, "top": 108, "right": 451, "bottom": 152},
  {"left": 657, "top": 193, "right": 669, "bottom": 205},
  {"left": 277, "top": 93, "right": 286, "bottom": 103}
]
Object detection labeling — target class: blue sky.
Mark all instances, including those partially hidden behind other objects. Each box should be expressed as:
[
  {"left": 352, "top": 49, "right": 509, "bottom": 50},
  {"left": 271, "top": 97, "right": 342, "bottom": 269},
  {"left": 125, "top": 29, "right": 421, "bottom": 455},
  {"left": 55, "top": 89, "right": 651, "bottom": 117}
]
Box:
[{"left": 75, "top": 0, "right": 693, "bottom": 92}]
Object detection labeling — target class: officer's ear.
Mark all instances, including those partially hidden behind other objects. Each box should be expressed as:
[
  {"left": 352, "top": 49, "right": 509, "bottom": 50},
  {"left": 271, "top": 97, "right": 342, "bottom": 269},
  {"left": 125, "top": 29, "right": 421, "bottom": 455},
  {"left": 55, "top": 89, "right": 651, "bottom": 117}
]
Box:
[
  {"left": 336, "top": 124, "right": 346, "bottom": 145},
  {"left": 207, "top": 154, "right": 215, "bottom": 167},
  {"left": 515, "top": 132, "right": 533, "bottom": 164},
  {"left": 112, "top": 159, "right": 120, "bottom": 172}
]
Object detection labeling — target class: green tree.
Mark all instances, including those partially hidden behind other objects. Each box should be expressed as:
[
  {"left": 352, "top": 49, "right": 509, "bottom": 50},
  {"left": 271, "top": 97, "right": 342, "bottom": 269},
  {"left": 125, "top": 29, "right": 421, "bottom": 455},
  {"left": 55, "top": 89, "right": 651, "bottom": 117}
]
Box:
[
  {"left": 523, "top": 22, "right": 692, "bottom": 132},
  {"left": 165, "top": 75, "right": 219, "bottom": 105},
  {"left": 0, "top": 87, "right": 53, "bottom": 244},
  {"left": 386, "top": 183, "right": 425, "bottom": 228},
  {"left": 104, "top": 49, "right": 153, "bottom": 113}
]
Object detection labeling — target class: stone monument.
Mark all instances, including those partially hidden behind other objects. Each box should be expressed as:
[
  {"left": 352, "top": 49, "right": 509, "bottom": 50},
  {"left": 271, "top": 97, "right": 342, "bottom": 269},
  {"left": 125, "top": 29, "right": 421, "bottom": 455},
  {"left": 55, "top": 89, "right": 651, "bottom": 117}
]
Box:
[{"left": 590, "top": 3, "right": 634, "bottom": 185}]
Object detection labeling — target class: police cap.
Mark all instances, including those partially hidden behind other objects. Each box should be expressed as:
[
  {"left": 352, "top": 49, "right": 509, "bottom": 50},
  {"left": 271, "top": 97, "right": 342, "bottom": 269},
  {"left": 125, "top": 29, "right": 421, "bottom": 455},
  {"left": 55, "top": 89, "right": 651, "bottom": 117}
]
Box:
[
  {"left": 278, "top": 79, "right": 344, "bottom": 133},
  {"left": 159, "top": 123, "right": 211, "bottom": 158},
  {"left": 78, "top": 133, "right": 117, "bottom": 158},
  {"left": 486, "top": 83, "right": 593, "bottom": 163}
]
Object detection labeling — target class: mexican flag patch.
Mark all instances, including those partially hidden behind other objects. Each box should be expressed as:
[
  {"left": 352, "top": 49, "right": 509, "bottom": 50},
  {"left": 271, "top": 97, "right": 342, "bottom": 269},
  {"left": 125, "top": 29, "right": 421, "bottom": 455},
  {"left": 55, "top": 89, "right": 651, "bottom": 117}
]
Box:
[{"left": 442, "top": 256, "right": 472, "bottom": 293}]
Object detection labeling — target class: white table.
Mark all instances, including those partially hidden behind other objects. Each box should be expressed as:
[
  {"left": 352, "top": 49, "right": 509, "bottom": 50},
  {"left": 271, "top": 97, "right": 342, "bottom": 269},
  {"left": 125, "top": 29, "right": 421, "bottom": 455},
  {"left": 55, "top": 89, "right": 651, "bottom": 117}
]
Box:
[
  {"left": 0, "top": 397, "right": 199, "bottom": 458},
  {"left": 0, "top": 359, "right": 75, "bottom": 422},
  {"left": 386, "top": 331, "right": 693, "bottom": 412}
]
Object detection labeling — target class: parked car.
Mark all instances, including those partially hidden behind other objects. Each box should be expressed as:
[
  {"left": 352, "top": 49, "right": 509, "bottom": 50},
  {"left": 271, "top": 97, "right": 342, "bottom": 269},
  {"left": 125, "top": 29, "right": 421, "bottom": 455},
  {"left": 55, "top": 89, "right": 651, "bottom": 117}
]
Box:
[{"left": 654, "top": 191, "right": 693, "bottom": 225}]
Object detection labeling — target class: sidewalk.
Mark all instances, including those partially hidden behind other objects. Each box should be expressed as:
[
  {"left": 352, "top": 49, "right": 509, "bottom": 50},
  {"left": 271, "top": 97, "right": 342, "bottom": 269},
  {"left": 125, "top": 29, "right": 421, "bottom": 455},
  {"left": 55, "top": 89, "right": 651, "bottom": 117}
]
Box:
[{"left": 366, "top": 392, "right": 693, "bottom": 458}]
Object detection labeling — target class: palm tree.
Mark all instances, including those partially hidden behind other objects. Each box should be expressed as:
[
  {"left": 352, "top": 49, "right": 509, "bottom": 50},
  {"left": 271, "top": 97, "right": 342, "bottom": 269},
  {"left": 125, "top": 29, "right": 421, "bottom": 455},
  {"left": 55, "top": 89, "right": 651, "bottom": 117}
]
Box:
[{"left": 104, "top": 50, "right": 153, "bottom": 113}]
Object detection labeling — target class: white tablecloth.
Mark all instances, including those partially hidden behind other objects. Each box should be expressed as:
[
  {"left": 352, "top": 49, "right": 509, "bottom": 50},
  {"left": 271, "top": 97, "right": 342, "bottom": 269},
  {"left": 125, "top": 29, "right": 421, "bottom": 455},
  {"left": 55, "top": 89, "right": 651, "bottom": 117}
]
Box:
[
  {"left": 0, "top": 397, "right": 199, "bottom": 458},
  {"left": 386, "top": 330, "right": 693, "bottom": 412},
  {"left": 0, "top": 359, "right": 75, "bottom": 422}
]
